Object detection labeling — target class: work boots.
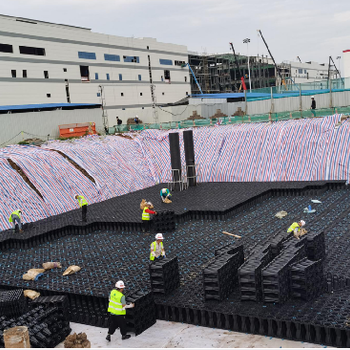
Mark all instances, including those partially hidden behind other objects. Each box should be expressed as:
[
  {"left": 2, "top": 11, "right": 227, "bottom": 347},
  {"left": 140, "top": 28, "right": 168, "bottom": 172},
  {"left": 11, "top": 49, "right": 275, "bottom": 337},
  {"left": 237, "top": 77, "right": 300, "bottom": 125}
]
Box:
[
  {"left": 106, "top": 334, "right": 111, "bottom": 342},
  {"left": 122, "top": 335, "right": 131, "bottom": 340}
]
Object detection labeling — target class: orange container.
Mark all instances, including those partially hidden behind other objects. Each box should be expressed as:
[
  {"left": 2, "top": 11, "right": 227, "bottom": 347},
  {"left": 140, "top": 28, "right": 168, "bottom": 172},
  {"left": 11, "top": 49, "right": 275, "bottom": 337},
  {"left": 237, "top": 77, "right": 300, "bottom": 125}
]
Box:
[{"left": 59, "top": 122, "right": 97, "bottom": 138}]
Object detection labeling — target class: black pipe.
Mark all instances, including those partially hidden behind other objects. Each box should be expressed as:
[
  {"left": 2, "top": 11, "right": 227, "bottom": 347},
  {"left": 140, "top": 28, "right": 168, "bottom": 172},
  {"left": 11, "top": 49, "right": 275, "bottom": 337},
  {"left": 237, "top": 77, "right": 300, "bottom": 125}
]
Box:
[
  {"left": 183, "top": 130, "right": 196, "bottom": 187},
  {"left": 169, "top": 132, "right": 182, "bottom": 191}
]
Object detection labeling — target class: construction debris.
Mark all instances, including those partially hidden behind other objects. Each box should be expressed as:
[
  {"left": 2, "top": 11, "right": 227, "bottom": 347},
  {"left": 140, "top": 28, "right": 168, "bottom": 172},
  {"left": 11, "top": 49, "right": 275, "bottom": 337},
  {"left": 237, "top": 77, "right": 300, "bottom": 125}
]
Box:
[
  {"left": 63, "top": 265, "right": 81, "bottom": 276},
  {"left": 294, "top": 228, "right": 307, "bottom": 240},
  {"left": 164, "top": 197, "right": 172, "bottom": 204},
  {"left": 3, "top": 326, "right": 31, "bottom": 348},
  {"left": 22, "top": 268, "right": 45, "bottom": 281},
  {"left": 23, "top": 290, "right": 40, "bottom": 300},
  {"left": 42, "top": 261, "right": 62, "bottom": 269},
  {"left": 140, "top": 199, "right": 154, "bottom": 210},
  {"left": 275, "top": 210, "right": 288, "bottom": 219},
  {"left": 64, "top": 332, "right": 91, "bottom": 348},
  {"left": 223, "top": 231, "right": 242, "bottom": 239}
]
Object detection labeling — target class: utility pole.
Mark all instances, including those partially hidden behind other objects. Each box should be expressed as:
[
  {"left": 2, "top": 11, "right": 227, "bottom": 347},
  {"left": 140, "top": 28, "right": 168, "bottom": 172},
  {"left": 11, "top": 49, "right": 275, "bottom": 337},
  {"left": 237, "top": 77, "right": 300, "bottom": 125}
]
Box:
[{"left": 148, "top": 54, "right": 159, "bottom": 124}]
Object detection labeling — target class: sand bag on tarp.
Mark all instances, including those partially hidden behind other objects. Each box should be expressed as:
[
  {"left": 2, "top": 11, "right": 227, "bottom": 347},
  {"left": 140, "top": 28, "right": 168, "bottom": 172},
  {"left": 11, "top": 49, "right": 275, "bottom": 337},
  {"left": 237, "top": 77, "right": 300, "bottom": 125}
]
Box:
[
  {"left": 4, "top": 326, "right": 31, "bottom": 348},
  {"left": 23, "top": 290, "right": 40, "bottom": 300},
  {"left": 64, "top": 332, "right": 91, "bottom": 348},
  {"left": 22, "top": 269, "right": 45, "bottom": 281},
  {"left": 164, "top": 197, "right": 172, "bottom": 204},
  {"left": 42, "top": 262, "right": 62, "bottom": 270},
  {"left": 63, "top": 265, "right": 81, "bottom": 276}
]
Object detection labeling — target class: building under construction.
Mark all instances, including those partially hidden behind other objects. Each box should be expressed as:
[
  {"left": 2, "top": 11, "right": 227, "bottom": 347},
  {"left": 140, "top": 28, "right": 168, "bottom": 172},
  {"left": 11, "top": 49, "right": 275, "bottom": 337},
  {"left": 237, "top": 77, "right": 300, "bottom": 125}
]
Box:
[{"left": 188, "top": 53, "right": 291, "bottom": 94}]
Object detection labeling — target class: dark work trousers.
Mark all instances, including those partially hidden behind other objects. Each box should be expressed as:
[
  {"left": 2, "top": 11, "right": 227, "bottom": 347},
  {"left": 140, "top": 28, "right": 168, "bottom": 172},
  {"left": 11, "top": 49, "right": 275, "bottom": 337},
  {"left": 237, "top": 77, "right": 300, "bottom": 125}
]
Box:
[
  {"left": 108, "top": 314, "right": 127, "bottom": 336},
  {"left": 82, "top": 205, "right": 87, "bottom": 222},
  {"left": 142, "top": 220, "right": 151, "bottom": 232}
]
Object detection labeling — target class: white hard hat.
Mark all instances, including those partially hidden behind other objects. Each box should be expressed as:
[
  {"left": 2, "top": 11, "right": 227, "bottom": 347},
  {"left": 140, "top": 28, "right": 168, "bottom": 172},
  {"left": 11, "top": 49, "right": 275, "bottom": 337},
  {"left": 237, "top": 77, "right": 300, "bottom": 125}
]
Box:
[
  {"left": 146, "top": 202, "right": 152, "bottom": 206},
  {"left": 74, "top": 194, "right": 78, "bottom": 199},
  {"left": 115, "top": 280, "right": 125, "bottom": 289},
  {"left": 311, "top": 96, "right": 315, "bottom": 98},
  {"left": 135, "top": 115, "right": 138, "bottom": 118},
  {"left": 155, "top": 233, "right": 164, "bottom": 240},
  {"left": 162, "top": 188, "right": 167, "bottom": 193},
  {"left": 300, "top": 220, "right": 306, "bottom": 227}
]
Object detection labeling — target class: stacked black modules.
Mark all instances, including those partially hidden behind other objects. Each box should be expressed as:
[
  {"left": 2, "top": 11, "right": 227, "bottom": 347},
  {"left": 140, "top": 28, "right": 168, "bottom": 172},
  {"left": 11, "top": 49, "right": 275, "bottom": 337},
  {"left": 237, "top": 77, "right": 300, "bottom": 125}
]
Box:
[
  {"left": 0, "top": 296, "right": 70, "bottom": 348},
  {"left": 149, "top": 257, "right": 180, "bottom": 294},
  {"left": 152, "top": 210, "right": 176, "bottom": 233},
  {"left": 0, "top": 289, "right": 26, "bottom": 318},
  {"left": 169, "top": 132, "right": 182, "bottom": 191},
  {"left": 125, "top": 290, "right": 156, "bottom": 335},
  {"left": 203, "top": 244, "right": 244, "bottom": 300}
]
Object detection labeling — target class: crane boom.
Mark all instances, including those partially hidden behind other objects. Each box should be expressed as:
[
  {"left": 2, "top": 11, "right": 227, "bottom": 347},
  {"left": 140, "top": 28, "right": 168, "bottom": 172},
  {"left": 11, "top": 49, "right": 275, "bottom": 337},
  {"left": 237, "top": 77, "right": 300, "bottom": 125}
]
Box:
[
  {"left": 258, "top": 29, "right": 285, "bottom": 86},
  {"left": 229, "top": 42, "right": 247, "bottom": 91}
]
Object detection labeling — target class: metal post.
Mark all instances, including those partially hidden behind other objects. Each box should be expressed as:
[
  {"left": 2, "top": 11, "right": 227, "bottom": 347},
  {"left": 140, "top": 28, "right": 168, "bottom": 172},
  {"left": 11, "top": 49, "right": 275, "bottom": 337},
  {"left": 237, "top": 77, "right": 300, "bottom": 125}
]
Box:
[
  {"left": 299, "top": 83, "right": 303, "bottom": 118},
  {"left": 244, "top": 89, "right": 248, "bottom": 116},
  {"left": 330, "top": 78, "right": 333, "bottom": 108}
]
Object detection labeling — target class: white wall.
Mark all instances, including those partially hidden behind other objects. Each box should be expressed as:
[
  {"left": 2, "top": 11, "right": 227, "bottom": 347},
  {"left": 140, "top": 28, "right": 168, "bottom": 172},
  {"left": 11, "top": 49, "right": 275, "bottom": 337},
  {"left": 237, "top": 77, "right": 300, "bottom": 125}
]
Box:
[
  {"left": 343, "top": 50, "right": 350, "bottom": 80},
  {"left": 0, "top": 108, "right": 103, "bottom": 145}
]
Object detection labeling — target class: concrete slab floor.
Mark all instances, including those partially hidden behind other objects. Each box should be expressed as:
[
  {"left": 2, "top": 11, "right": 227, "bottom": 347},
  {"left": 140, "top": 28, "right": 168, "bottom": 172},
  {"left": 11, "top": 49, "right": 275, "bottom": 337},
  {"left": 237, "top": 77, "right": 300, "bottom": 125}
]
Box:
[{"left": 56, "top": 321, "right": 331, "bottom": 348}]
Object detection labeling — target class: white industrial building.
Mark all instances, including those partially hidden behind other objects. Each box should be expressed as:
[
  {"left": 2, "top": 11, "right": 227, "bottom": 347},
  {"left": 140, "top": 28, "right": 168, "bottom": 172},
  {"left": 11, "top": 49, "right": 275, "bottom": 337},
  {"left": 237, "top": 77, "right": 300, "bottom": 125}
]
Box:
[
  {"left": 0, "top": 14, "right": 191, "bottom": 127},
  {"left": 343, "top": 49, "right": 350, "bottom": 79}
]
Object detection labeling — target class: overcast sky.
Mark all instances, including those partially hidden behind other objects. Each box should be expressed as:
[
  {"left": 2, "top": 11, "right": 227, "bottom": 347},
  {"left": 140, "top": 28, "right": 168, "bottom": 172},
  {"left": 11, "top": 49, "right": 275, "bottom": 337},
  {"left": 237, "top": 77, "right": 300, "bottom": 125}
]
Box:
[{"left": 2, "top": 0, "right": 349, "bottom": 69}]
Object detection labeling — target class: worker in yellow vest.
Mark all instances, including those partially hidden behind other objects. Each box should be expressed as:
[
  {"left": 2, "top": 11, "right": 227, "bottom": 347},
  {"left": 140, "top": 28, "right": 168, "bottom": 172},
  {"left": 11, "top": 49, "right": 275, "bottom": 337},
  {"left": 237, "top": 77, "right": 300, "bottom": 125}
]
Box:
[
  {"left": 106, "top": 280, "right": 134, "bottom": 342},
  {"left": 9, "top": 209, "right": 23, "bottom": 233},
  {"left": 150, "top": 233, "right": 166, "bottom": 262},
  {"left": 142, "top": 202, "right": 157, "bottom": 233},
  {"left": 75, "top": 194, "right": 88, "bottom": 222},
  {"left": 287, "top": 220, "right": 305, "bottom": 237}
]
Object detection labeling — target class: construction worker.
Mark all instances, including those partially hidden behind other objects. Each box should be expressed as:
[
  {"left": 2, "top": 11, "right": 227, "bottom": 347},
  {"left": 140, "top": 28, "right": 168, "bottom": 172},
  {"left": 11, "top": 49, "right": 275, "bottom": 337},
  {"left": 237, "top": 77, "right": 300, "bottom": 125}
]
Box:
[
  {"left": 160, "top": 188, "right": 172, "bottom": 203},
  {"left": 287, "top": 220, "right": 306, "bottom": 237},
  {"left": 150, "top": 233, "right": 166, "bottom": 262},
  {"left": 106, "top": 280, "right": 134, "bottom": 342},
  {"left": 311, "top": 96, "right": 316, "bottom": 117},
  {"left": 75, "top": 194, "right": 88, "bottom": 222},
  {"left": 9, "top": 209, "right": 23, "bottom": 233},
  {"left": 142, "top": 202, "right": 157, "bottom": 233}
]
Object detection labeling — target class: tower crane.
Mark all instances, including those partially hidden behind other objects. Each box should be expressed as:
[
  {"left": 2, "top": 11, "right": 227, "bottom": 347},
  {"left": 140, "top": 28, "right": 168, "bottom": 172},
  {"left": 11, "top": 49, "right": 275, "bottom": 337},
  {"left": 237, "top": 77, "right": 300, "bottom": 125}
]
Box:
[
  {"left": 229, "top": 42, "right": 247, "bottom": 92},
  {"left": 257, "top": 30, "right": 287, "bottom": 88}
]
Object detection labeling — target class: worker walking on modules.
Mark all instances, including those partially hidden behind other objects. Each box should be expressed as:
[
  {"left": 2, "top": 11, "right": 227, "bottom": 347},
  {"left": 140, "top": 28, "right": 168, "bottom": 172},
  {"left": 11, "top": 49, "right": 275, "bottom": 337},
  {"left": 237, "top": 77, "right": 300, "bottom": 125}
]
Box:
[
  {"left": 160, "top": 188, "right": 172, "bottom": 203},
  {"left": 287, "top": 220, "right": 306, "bottom": 239},
  {"left": 106, "top": 280, "right": 134, "bottom": 342},
  {"left": 75, "top": 194, "right": 88, "bottom": 222},
  {"left": 9, "top": 209, "right": 23, "bottom": 233},
  {"left": 150, "top": 233, "right": 166, "bottom": 262},
  {"left": 142, "top": 202, "right": 157, "bottom": 233}
]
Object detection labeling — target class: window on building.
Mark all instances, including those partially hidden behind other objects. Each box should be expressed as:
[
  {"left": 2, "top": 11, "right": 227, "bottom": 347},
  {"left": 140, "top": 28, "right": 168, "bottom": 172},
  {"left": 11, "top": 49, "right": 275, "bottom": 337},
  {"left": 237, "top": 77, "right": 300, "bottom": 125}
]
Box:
[
  {"left": 78, "top": 51, "right": 96, "bottom": 60},
  {"left": 104, "top": 54, "right": 120, "bottom": 61},
  {"left": 63, "top": 68, "right": 67, "bottom": 72},
  {"left": 44, "top": 70, "right": 49, "bottom": 79},
  {"left": 164, "top": 70, "right": 171, "bottom": 82},
  {"left": 119, "top": 74, "right": 122, "bottom": 81},
  {"left": 298, "top": 69, "right": 303, "bottom": 74},
  {"left": 161, "top": 76, "right": 164, "bottom": 82},
  {"left": 0, "top": 43, "right": 13, "bottom": 53},
  {"left": 186, "top": 92, "right": 188, "bottom": 95},
  {"left": 138, "top": 74, "right": 142, "bottom": 81},
  {"left": 22, "top": 70, "right": 27, "bottom": 78},
  {"left": 123, "top": 56, "right": 139, "bottom": 63},
  {"left": 80, "top": 65, "right": 90, "bottom": 81},
  {"left": 185, "top": 76, "right": 187, "bottom": 82},
  {"left": 19, "top": 46, "right": 45, "bottom": 56},
  {"left": 106, "top": 73, "right": 110, "bottom": 80},
  {"left": 11, "top": 70, "right": 16, "bottom": 78},
  {"left": 95, "top": 73, "right": 99, "bottom": 80},
  {"left": 175, "top": 60, "right": 186, "bottom": 66},
  {"left": 140, "top": 92, "right": 143, "bottom": 96},
  {"left": 142, "top": 107, "right": 145, "bottom": 109},
  {"left": 121, "top": 92, "right": 124, "bottom": 96},
  {"left": 147, "top": 46, "right": 149, "bottom": 50},
  {"left": 162, "top": 92, "right": 165, "bottom": 95},
  {"left": 46, "top": 93, "right": 51, "bottom": 98},
  {"left": 159, "top": 59, "right": 173, "bottom": 65},
  {"left": 97, "top": 92, "right": 101, "bottom": 97}
]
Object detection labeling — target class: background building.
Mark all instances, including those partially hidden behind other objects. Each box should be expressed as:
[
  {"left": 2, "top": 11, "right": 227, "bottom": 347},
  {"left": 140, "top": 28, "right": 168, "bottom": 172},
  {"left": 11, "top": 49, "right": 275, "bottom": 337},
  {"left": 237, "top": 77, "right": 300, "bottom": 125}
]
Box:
[{"left": 0, "top": 14, "right": 191, "bottom": 127}]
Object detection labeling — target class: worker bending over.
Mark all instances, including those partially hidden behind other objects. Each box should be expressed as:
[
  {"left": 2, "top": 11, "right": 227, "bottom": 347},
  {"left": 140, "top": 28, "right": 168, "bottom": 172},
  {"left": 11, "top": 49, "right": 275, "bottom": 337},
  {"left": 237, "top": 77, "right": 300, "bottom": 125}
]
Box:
[
  {"left": 142, "top": 202, "right": 157, "bottom": 233},
  {"left": 9, "top": 209, "right": 23, "bottom": 233},
  {"left": 150, "top": 233, "right": 166, "bottom": 262},
  {"left": 75, "top": 194, "right": 88, "bottom": 222},
  {"left": 287, "top": 220, "right": 306, "bottom": 238},
  {"left": 106, "top": 280, "right": 134, "bottom": 342},
  {"left": 160, "top": 188, "right": 172, "bottom": 203}
]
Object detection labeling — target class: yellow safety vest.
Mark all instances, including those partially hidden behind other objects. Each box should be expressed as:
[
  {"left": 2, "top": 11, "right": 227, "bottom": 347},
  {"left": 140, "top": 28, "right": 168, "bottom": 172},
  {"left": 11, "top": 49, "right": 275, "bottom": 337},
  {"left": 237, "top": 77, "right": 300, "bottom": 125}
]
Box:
[
  {"left": 77, "top": 195, "right": 88, "bottom": 207},
  {"left": 150, "top": 241, "right": 164, "bottom": 261},
  {"left": 142, "top": 207, "right": 150, "bottom": 221},
  {"left": 9, "top": 210, "right": 21, "bottom": 223},
  {"left": 287, "top": 222, "right": 300, "bottom": 233},
  {"left": 107, "top": 289, "right": 125, "bottom": 316}
]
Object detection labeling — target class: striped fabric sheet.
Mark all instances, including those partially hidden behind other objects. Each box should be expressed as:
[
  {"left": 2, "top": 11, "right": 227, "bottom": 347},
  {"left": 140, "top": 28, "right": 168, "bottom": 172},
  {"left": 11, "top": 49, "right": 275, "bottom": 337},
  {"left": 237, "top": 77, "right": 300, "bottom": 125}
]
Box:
[{"left": 0, "top": 114, "right": 346, "bottom": 230}]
